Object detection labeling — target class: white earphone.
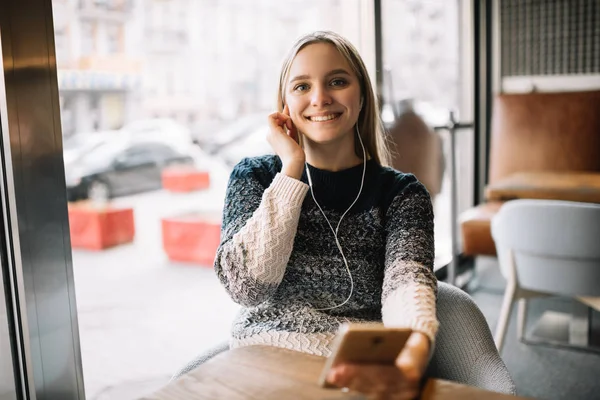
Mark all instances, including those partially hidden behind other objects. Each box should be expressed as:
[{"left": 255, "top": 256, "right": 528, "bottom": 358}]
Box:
[{"left": 305, "top": 124, "right": 367, "bottom": 311}]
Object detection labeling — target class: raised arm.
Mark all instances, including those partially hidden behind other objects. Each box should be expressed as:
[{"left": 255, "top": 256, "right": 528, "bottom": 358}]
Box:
[{"left": 214, "top": 158, "right": 309, "bottom": 307}]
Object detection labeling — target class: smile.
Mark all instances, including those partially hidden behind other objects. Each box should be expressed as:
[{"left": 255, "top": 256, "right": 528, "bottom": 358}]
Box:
[{"left": 306, "top": 113, "right": 342, "bottom": 122}]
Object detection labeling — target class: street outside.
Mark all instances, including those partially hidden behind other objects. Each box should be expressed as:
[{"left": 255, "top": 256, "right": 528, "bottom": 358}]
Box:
[
  {"left": 72, "top": 155, "right": 241, "bottom": 399},
  {"left": 71, "top": 152, "right": 452, "bottom": 399}
]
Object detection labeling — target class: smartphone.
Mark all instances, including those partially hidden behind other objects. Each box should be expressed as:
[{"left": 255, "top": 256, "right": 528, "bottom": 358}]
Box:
[{"left": 318, "top": 323, "right": 413, "bottom": 388}]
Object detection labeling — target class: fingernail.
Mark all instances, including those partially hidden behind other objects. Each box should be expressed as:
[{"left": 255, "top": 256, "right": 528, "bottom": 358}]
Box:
[{"left": 327, "top": 369, "right": 337, "bottom": 382}]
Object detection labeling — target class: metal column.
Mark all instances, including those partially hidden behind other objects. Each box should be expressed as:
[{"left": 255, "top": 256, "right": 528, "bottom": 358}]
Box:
[{"left": 0, "top": 0, "right": 85, "bottom": 398}]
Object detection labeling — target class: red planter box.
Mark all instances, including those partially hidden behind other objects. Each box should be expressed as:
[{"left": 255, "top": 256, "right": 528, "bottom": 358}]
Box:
[
  {"left": 68, "top": 204, "right": 135, "bottom": 250},
  {"left": 162, "top": 167, "right": 210, "bottom": 192},
  {"left": 161, "top": 213, "right": 221, "bottom": 266}
]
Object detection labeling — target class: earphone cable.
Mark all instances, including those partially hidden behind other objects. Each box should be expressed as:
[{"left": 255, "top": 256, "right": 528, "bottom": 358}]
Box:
[{"left": 307, "top": 125, "right": 367, "bottom": 311}]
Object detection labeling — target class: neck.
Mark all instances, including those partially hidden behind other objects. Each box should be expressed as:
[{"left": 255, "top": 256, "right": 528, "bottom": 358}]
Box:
[{"left": 303, "top": 136, "right": 363, "bottom": 172}]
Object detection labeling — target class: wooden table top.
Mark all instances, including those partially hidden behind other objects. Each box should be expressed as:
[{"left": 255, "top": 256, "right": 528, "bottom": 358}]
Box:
[
  {"left": 143, "top": 345, "right": 529, "bottom": 400},
  {"left": 485, "top": 171, "right": 600, "bottom": 203}
]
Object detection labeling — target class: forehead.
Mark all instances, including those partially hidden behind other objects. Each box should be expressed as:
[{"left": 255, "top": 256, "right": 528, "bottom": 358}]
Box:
[{"left": 288, "top": 42, "right": 354, "bottom": 79}]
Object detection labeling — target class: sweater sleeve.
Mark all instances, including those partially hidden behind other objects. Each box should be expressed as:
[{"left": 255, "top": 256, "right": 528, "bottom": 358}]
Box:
[
  {"left": 381, "top": 175, "right": 439, "bottom": 346},
  {"left": 214, "top": 159, "right": 309, "bottom": 307}
]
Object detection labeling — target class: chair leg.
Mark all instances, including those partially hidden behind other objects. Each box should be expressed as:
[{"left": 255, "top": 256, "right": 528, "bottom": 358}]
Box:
[
  {"left": 495, "top": 281, "right": 517, "bottom": 353},
  {"left": 516, "top": 298, "right": 528, "bottom": 342}
]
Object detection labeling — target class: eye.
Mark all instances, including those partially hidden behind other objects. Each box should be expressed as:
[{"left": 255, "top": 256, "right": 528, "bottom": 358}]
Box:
[
  {"left": 293, "top": 83, "right": 309, "bottom": 92},
  {"left": 330, "top": 78, "right": 348, "bottom": 87}
]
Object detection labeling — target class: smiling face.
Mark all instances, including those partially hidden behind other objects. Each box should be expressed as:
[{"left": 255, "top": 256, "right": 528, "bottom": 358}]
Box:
[{"left": 284, "top": 42, "right": 362, "bottom": 146}]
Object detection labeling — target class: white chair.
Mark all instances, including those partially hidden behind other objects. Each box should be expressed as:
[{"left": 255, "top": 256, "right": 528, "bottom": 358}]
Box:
[{"left": 491, "top": 199, "right": 600, "bottom": 352}]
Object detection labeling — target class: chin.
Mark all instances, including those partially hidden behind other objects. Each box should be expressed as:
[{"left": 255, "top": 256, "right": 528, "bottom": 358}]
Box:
[
  {"left": 302, "top": 132, "right": 345, "bottom": 145},
  {"left": 301, "top": 125, "right": 352, "bottom": 144}
]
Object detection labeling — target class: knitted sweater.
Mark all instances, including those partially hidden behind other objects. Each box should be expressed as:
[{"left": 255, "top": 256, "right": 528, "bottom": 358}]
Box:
[{"left": 214, "top": 155, "right": 439, "bottom": 357}]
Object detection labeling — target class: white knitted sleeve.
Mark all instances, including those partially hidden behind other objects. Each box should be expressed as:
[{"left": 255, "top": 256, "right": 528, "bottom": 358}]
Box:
[
  {"left": 381, "top": 177, "right": 439, "bottom": 346},
  {"left": 215, "top": 171, "right": 309, "bottom": 307}
]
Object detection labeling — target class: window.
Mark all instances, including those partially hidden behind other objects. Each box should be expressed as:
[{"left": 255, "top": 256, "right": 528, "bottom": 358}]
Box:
[
  {"left": 123, "top": 145, "right": 155, "bottom": 165},
  {"left": 52, "top": 0, "right": 372, "bottom": 398},
  {"left": 382, "top": 0, "right": 468, "bottom": 269},
  {"left": 106, "top": 23, "right": 121, "bottom": 54},
  {"left": 80, "top": 21, "right": 95, "bottom": 56},
  {"left": 54, "top": 27, "right": 69, "bottom": 64},
  {"left": 147, "top": 142, "right": 179, "bottom": 161}
]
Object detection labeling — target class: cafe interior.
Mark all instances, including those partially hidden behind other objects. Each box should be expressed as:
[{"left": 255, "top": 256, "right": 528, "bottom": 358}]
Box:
[{"left": 1, "top": 0, "right": 600, "bottom": 399}]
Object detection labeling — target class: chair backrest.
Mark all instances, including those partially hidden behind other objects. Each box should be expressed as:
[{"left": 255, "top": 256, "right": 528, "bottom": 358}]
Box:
[
  {"left": 488, "top": 91, "right": 600, "bottom": 184},
  {"left": 387, "top": 104, "right": 444, "bottom": 198},
  {"left": 428, "top": 282, "right": 516, "bottom": 394},
  {"left": 491, "top": 199, "right": 600, "bottom": 297}
]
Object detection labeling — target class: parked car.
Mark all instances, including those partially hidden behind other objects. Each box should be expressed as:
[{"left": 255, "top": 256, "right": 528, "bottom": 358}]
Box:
[
  {"left": 62, "top": 130, "right": 122, "bottom": 165},
  {"left": 217, "top": 124, "right": 272, "bottom": 167},
  {"left": 65, "top": 139, "right": 194, "bottom": 203},
  {"left": 121, "top": 118, "right": 195, "bottom": 153},
  {"left": 200, "top": 113, "right": 265, "bottom": 155}
]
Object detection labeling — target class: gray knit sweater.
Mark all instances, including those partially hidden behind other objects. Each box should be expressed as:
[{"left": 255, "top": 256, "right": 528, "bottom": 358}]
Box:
[{"left": 214, "top": 155, "right": 439, "bottom": 356}]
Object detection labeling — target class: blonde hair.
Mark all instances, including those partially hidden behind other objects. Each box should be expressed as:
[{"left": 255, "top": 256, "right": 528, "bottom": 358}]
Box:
[{"left": 276, "top": 31, "right": 391, "bottom": 166}]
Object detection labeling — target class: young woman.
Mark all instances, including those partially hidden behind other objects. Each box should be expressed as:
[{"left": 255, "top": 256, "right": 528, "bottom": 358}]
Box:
[{"left": 214, "top": 31, "right": 438, "bottom": 399}]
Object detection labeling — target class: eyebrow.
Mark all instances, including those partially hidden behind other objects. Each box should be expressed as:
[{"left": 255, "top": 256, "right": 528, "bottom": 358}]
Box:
[{"left": 289, "top": 68, "right": 351, "bottom": 84}]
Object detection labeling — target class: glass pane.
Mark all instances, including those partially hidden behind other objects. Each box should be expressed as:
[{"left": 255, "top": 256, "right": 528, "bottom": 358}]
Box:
[
  {"left": 382, "top": 0, "right": 471, "bottom": 269},
  {"left": 51, "top": 0, "right": 368, "bottom": 397}
]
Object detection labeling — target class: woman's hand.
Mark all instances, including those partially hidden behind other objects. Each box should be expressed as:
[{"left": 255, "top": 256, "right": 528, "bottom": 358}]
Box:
[
  {"left": 326, "top": 332, "right": 431, "bottom": 400},
  {"left": 267, "top": 105, "right": 305, "bottom": 179}
]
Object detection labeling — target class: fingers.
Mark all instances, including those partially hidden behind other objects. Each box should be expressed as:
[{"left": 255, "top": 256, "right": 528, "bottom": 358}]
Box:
[
  {"left": 281, "top": 105, "right": 293, "bottom": 132},
  {"left": 395, "top": 333, "right": 430, "bottom": 384},
  {"left": 269, "top": 108, "right": 298, "bottom": 143},
  {"left": 268, "top": 111, "right": 290, "bottom": 128},
  {"left": 327, "top": 363, "right": 422, "bottom": 400},
  {"left": 283, "top": 105, "right": 298, "bottom": 142},
  {"left": 328, "top": 365, "right": 403, "bottom": 397},
  {"left": 268, "top": 112, "right": 285, "bottom": 130},
  {"left": 283, "top": 104, "right": 291, "bottom": 117}
]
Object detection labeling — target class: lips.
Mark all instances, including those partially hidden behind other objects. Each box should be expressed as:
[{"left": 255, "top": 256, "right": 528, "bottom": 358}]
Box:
[{"left": 305, "top": 112, "right": 342, "bottom": 122}]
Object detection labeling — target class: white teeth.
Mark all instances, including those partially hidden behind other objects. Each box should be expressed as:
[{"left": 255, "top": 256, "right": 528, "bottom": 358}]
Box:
[{"left": 309, "top": 114, "right": 338, "bottom": 122}]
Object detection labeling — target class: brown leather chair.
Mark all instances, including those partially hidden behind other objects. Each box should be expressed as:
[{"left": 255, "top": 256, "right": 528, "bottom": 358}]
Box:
[
  {"left": 387, "top": 102, "right": 445, "bottom": 199},
  {"left": 460, "top": 90, "right": 600, "bottom": 257}
]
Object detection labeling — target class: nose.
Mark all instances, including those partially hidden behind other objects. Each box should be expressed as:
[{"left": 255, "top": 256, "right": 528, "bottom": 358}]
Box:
[{"left": 310, "top": 84, "right": 333, "bottom": 107}]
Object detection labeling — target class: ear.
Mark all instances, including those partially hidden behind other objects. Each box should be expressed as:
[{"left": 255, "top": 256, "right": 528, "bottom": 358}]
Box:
[{"left": 359, "top": 97, "right": 364, "bottom": 110}]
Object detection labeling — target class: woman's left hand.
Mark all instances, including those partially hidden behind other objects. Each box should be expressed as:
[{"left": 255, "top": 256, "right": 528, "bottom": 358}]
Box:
[{"left": 326, "top": 332, "right": 431, "bottom": 400}]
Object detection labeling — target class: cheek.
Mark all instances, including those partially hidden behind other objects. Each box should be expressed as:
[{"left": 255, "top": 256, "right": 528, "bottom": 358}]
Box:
[
  {"left": 285, "top": 101, "right": 305, "bottom": 125},
  {"left": 345, "top": 95, "right": 362, "bottom": 111},
  {"left": 290, "top": 113, "right": 303, "bottom": 127}
]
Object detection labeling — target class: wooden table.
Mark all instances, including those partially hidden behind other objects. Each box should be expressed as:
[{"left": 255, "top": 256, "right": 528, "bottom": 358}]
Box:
[
  {"left": 485, "top": 172, "right": 600, "bottom": 203},
  {"left": 143, "top": 346, "right": 529, "bottom": 400}
]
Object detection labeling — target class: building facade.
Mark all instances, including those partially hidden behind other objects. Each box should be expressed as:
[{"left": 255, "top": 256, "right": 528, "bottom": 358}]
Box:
[
  {"left": 54, "top": 0, "right": 142, "bottom": 136},
  {"left": 53, "top": 0, "right": 459, "bottom": 136}
]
